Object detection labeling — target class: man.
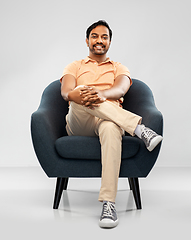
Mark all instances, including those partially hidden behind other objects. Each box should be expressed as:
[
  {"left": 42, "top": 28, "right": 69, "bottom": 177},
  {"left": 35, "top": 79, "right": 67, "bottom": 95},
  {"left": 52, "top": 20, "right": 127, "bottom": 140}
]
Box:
[{"left": 60, "top": 20, "right": 163, "bottom": 228}]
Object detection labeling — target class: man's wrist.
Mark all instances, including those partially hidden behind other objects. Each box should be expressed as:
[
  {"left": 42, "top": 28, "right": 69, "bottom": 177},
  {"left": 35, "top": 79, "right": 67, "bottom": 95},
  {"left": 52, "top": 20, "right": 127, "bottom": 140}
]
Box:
[
  {"left": 67, "top": 91, "right": 73, "bottom": 101},
  {"left": 100, "top": 90, "right": 107, "bottom": 101}
]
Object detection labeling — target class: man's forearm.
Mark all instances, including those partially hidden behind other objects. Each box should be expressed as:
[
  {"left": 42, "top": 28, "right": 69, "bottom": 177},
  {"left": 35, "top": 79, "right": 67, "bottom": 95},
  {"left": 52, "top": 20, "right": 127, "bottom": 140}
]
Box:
[
  {"left": 101, "top": 87, "right": 125, "bottom": 101},
  {"left": 101, "top": 75, "right": 131, "bottom": 101}
]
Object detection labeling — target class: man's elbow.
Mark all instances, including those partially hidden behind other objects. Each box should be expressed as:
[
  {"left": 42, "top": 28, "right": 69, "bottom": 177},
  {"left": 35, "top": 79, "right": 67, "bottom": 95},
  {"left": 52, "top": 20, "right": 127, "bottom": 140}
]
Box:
[{"left": 61, "top": 90, "right": 69, "bottom": 101}]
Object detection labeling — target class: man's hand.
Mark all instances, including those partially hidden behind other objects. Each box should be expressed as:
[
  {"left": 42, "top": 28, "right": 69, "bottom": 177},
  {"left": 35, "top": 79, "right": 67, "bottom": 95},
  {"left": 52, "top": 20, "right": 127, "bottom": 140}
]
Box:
[
  {"left": 67, "top": 86, "right": 86, "bottom": 105},
  {"left": 80, "top": 87, "right": 106, "bottom": 109},
  {"left": 67, "top": 86, "right": 105, "bottom": 108}
]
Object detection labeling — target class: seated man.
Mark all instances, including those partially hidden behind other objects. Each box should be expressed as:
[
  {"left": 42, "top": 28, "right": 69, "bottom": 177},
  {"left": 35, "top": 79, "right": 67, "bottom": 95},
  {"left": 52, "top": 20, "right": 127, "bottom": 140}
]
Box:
[{"left": 60, "top": 20, "right": 163, "bottom": 228}]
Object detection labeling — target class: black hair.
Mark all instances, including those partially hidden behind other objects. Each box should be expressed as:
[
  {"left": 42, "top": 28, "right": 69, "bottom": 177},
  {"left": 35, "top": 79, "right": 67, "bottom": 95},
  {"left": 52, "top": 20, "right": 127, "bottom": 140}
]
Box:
[{"left": 86, "top": 20, "right": 112, "bottom": 40}]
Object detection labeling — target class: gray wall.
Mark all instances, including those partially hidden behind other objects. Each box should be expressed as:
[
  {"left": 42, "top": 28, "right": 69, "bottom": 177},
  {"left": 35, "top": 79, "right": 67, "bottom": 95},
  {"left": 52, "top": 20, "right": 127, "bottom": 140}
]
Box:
[{"left": 0, "top": 0, "right": 190, "bottom": 167}]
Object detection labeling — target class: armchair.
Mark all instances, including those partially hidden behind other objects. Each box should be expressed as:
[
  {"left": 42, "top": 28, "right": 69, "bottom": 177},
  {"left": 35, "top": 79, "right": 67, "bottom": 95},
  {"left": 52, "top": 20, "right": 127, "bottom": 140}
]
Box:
[{"left": 31, "top": 79, "right": 163, "bottom": 210}]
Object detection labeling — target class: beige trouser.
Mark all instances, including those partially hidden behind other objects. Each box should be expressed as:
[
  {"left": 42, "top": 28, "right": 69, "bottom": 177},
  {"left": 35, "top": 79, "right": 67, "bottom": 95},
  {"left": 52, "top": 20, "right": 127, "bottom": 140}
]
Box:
[{"left": 66, "top": 100, "right": 142, "bottom": 203}]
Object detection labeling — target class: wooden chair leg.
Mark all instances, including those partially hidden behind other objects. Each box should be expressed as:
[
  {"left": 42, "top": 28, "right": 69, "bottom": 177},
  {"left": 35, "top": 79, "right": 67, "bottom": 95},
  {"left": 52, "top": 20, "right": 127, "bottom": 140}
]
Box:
[
  {"left": 128, "top": 178, "right": 142, "bottom": 209},
  {"left": 53, "top": 177, "right": 69, "bottom": 209}
]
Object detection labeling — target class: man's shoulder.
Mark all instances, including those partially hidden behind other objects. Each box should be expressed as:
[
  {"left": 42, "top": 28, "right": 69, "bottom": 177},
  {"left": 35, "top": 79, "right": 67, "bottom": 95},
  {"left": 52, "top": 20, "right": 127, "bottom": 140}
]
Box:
[
  {"left": 68, "top": 59, "right": 84, "bottom": 64},
  {"left": 110, "top": 60, "right": 125, "bottom": 66},
  {"left": 109, "top": 60, "right": 128, "bottom": 71},
  {"left": 109, "top": 59, "right": 130, "bottom": 76},
  {"left": 64, "top": 59, "right": 84, "bottom": 70},
  {"left": 67, "top": 58, "right": 86, "bottom": 67}
]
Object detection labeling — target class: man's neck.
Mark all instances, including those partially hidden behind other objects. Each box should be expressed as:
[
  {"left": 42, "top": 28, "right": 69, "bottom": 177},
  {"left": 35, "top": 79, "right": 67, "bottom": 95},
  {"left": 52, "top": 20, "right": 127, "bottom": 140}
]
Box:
[{"left": 88, "top": 53, "right": 107, "bottom": 64}]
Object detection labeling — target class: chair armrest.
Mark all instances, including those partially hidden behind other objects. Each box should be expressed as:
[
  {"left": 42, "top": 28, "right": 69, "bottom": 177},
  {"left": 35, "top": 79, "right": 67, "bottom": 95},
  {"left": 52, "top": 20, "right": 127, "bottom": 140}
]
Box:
[
  {"left": 31, "top": 108, "right": 65, "bottom": 141},
  {"left": 31, "top": 108, "right": 67, "bottom": 176}
]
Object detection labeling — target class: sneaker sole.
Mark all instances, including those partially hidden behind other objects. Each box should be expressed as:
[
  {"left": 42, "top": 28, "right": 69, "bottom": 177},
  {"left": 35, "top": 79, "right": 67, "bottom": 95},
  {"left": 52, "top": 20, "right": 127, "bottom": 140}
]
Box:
[
  {"left": 99, "top": 218, "right": 119, "bottom": 228},
  {"left": 147, "top": 135, "right": 163, "bottom": 151}
]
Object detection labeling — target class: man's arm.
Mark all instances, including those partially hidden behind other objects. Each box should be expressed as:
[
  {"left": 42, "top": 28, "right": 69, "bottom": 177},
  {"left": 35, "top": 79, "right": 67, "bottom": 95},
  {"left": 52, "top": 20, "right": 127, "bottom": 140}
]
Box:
[{"left": 61, "top": 74, "right": 76, "bottom": 100}]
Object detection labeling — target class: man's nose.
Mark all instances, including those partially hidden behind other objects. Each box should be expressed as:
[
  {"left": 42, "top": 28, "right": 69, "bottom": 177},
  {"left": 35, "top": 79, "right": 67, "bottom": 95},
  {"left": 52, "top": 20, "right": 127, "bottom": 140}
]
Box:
[{"left": 97, "top": 36, "right": 103, "bottom": 43}]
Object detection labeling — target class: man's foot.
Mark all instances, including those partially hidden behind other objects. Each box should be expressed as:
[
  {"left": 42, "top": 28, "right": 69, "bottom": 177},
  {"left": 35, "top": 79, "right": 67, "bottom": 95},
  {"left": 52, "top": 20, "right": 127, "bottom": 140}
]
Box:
[
  {"left": 140, "top": 125, "right": 163, "bottom": 151},
  {"left": 99, "top": 201, "right": 119, "bottom": 228}
]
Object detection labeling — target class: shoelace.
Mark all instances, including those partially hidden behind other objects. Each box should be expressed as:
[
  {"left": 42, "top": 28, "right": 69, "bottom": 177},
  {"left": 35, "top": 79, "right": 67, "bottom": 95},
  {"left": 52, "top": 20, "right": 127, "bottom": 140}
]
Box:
[
  {"left": 142, "top": 127, "right": 156, "bottom": 141},
  {"left": 102, "top": 202, "right": 116, "bottom": 218}
]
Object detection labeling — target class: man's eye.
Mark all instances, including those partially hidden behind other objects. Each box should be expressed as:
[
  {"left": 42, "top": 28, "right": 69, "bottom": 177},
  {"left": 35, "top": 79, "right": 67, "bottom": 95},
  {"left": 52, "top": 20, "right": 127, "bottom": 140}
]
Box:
[{"left": 91, "top": 35, "right": 97, "bottom": 39}]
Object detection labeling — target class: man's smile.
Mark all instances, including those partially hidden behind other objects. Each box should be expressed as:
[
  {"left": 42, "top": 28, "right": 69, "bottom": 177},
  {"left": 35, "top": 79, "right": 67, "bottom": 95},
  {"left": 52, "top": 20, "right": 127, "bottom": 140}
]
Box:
[{"left": 94, "top": 44, "right": 105, "bottom": 50}]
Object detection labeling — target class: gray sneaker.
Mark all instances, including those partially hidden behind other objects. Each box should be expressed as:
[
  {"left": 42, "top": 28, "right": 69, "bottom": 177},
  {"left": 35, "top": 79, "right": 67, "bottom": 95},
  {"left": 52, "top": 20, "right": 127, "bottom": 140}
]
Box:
[
  {"left": 141, "top": 125, "right": 163, "bottom": 151},
  {"left": 99, "top": 201, "right": 119, "bottom": 228}
]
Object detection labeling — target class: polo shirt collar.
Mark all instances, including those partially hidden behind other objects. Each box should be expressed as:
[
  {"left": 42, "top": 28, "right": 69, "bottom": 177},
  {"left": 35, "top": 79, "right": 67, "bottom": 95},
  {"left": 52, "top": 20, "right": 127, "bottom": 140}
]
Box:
[{"left": 84, "top": 56, "right": 113, "bottom": 64}]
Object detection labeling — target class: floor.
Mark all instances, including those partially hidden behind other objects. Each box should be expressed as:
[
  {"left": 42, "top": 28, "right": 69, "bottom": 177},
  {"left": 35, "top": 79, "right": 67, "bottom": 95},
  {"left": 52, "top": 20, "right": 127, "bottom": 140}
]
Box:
[{"left": 0, "top": 167, "right": 191, "bottom": 240}]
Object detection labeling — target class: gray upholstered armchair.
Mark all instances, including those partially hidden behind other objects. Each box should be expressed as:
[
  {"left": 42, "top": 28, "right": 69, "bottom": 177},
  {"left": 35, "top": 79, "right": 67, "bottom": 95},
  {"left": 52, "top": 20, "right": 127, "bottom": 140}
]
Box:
[{"left": 31, "top": 79, "right": 163, "bottom": 210}]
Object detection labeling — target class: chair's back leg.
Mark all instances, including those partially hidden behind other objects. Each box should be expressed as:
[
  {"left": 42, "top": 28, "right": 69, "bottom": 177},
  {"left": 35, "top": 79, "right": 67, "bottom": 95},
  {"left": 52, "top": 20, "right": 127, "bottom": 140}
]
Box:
[
  {"left": 63, "top": 178, "right": 69, "bottom": 190},
  {"left": 128, "top": 178, "right": 132, "bottom": 190}
]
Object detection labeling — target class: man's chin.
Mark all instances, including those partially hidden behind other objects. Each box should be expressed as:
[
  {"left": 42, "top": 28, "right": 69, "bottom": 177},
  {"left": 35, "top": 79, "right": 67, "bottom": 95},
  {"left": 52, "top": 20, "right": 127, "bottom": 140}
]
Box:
[
  {"left": 90, "top": 49, "right": 108, "bottom": 55},
  {"left": 95, "top": 52, "right": 105, "bottom": 55}
]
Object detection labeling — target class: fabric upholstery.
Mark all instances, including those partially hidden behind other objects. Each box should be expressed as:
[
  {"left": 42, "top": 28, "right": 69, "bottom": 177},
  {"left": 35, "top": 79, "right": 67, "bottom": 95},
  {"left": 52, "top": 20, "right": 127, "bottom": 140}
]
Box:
[{"left": 55, "top": 135, "right": 140, "bottom": 160}]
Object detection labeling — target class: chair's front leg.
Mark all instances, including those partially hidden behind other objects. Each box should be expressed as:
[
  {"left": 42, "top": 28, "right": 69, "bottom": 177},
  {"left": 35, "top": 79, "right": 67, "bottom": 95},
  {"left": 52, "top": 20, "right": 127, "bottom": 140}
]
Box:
[
  {"left": 53, "top": 177, "right": 69, "bottom": 209},
  {"left": 128, "top": 178, "right": 142, "bottom": 209}
]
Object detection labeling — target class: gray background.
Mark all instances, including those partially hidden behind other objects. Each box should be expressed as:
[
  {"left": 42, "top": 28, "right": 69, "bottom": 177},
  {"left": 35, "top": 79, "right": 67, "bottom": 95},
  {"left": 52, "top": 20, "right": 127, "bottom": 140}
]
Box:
[{"left": 0, "top": 0, "right": 190, "bottom": 167}]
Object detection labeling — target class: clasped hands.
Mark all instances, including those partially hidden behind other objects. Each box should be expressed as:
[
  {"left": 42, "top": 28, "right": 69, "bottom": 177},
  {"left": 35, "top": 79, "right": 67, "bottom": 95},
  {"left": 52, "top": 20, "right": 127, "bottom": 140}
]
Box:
[{"left": 71, "top": 85, "right": 106, "bottom": 109}]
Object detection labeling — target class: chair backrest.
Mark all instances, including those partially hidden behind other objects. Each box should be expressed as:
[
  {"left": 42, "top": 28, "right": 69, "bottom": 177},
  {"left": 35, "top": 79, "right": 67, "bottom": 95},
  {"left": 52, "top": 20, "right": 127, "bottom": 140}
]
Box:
[
  {"left": 34, "top": 80, "right": 67, "bottom": 137},
  {"left": 39, "top": 80, "right": 67, "bottom": 113},
  {"left": 122, "top": 79, "right": 156, "bottom": 115}
]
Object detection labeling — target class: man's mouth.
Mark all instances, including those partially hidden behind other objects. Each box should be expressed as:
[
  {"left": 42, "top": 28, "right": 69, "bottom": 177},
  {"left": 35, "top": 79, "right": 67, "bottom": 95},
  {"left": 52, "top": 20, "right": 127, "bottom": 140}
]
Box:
[{"left": 94, "top": 44, "right": 105, "bottom": 50}]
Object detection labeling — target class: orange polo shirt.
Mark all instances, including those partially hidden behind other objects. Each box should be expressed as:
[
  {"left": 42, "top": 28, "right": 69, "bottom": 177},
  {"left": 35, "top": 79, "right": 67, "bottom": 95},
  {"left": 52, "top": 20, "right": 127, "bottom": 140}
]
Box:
[{"left": 60, "top": 56, "right": 132, "bottom": 104}]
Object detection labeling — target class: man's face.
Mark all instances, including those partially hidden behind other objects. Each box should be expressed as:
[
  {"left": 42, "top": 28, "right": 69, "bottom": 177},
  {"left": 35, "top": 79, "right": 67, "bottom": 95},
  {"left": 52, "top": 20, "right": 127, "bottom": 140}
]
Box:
[{"left": 86, "top": 25, "right": 111, "bottom": 56}]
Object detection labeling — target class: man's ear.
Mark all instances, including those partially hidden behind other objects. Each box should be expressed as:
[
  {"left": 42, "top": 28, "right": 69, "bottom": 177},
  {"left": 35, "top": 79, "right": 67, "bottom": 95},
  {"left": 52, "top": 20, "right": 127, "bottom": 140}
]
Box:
[{"left": 86, "top": 38, "right": 89, "bottom": 47}]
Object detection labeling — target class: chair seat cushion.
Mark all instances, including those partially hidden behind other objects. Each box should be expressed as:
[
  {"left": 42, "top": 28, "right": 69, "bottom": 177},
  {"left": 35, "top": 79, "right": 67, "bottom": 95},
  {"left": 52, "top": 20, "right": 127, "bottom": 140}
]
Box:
[{"left": 55, "top": 136, "right": 140, "bottom": 160}]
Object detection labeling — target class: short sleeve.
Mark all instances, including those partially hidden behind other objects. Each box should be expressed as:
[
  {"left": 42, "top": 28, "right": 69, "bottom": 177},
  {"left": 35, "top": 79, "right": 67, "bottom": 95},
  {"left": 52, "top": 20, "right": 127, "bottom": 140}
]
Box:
[
  {"left": 115, "top": 63, "right": 132, "bottom": 86},
  {"left": 60, "top": 61, "right": 79, "bottom": 82}
]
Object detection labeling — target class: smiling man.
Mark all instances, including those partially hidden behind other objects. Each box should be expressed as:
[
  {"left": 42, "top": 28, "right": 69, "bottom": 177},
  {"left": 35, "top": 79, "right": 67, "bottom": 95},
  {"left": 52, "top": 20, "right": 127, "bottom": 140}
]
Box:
[
  {"left": 87, "top": 25, "right": 110, "bottom": 58},
  {"left": 60, "top": 20, "right": 163, "bottom": 228}
]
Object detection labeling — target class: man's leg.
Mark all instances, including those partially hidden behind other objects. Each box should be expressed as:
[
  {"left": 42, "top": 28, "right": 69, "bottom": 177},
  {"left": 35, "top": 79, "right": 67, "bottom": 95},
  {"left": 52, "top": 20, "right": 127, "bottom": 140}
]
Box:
[
  {"left": 84, "top": 100, "right": 142, "bottom": 136},
  {"left": 97, "top": 120, "right": 123, "bottom": 203},
  {"left": 96, "top": 120, "right": 123, "bottom": 228},
  {"left": 66, "top": 102, "right": 124, "bottom": 228},
  {"left": 84, "top": 101, "right": 163, "bottom": 151}
]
